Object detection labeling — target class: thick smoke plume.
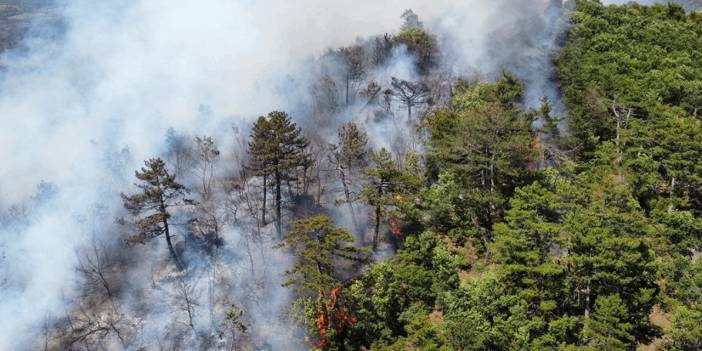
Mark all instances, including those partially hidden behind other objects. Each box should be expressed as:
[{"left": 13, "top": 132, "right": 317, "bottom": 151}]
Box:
[{"left": 0, "top": 0, "right": 654, "bottom": 349}]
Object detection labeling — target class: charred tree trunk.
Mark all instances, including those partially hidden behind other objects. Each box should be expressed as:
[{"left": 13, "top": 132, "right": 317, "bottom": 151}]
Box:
[
  {"left": 158, "top": 183, "right": 183, "bottom": 271},
  {"left": 262, "top": 174, "right": 267, "bottom": 225},
  {"left": 373, "top": 203, "right": 381, "bottom": 251},
  {"left": 275, "top": 170, "right": 282, "bottom": 240},
  {"left": 163, "top": 216, "right": 183, "bottom": 271},
  {"left": 339, "top": 168, "right": 360, "bottom": 241},
  {"left": 345, "top": 73, "right": 350, "bottom": 107}
]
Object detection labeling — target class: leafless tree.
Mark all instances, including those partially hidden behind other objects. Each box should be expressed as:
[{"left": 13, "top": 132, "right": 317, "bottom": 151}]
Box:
[
  {"left": 164, "top": 128, "right": 195, "bottom": 178},
  {"left": 190, "top": 199, "right": 225, "bottom": 252},
  {"left": 371, "top": 34, "right": 393, "bottom": 66},
  {"left": 311, "top": 75, "right": 340, "bottom": 126},
  {"left": 231, "top": 174, "right": 268, "bottom": 276},
  {"left": 311, "top": 143, "right": 333, "bottom": 207},
  {"left": 422, "top": 72, "right": 456, "bottom": 112},
  {"left": 391, "top": 77, "right": 429, "bottom": 121},
  {"left": 174, "top": 277, "right": 199, "bottom": 331},
  {"left": 359, "top": 80, "right": 382, "bottom": 111},
  {"left": 76, "top": 238, "right": 117, "bottom": 300},
  {"left": 401, "top": 9, "right": 423, "bottom": 28},
  {"left": 62, "top": 303, "right": 127, "bottom": 350},
  {"left": 194, "top": 136, "right": 220, "bottom": 198},
  {"left": 339, "top": 45, "right": 367, "bottom": 107},
  {"left": 42, "top": 313, "right": 53, "bottom": 351}
]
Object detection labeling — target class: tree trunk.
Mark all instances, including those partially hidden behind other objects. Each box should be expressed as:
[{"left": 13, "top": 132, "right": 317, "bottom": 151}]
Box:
[
  {"left": 275, "top": 170, "right": 282, "bottom": 240},
  {"left": 303, "top": 164, "right": 310, "bottom": 195},
  {"left": 339, "top": 168, "right": 360, "bottom": 241},
  {"left": 208, "top": 267, "right": 215, "bottom": 327},
  {"left": 317, "top": 166, "right": 324, "bottom": 206},
  {"left": 615, "top": 110, "right": 621, "bottom": 149},
  {"left": 262, "top": 174, "right": 267, "bottom": 225},
  {"left": 584, "top": 278, "right": 591, "bottom": 319},
  {"left": 97, "top": 270, "right": 112, "bottom": 299},
  {"left": 489, "top": 152, "right": 495, "bottom": 192},
  {"left": 163, "top": 218, "right": 183, "bottom": 271},
  {"left": 668, "top": 177, "right": 676, "bottom": 214},
  {"left": 160, "top": 195, "right": 183, "bottom": 271},
  {"left": 179, "top": 280, "right": 196, "bottom": 330},
  {"left": 373, "top": 204, "right": 381, "bottom": 250},
  {"left": 346, "top": 73, "right": 350, "bottom": 107}
]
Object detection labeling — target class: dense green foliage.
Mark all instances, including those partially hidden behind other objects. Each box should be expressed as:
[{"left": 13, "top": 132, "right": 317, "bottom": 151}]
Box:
[
  {"left": 425, "top": 74, "right": 536, "bottom": 249},
  {"left": 557, "top": 0, "right": 702, "bottom": 158}
]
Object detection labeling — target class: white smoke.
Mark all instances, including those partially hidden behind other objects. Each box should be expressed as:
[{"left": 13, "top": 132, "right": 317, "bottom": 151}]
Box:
[{"left": 0, "top": 0, "right": 656, "bottom": 348}]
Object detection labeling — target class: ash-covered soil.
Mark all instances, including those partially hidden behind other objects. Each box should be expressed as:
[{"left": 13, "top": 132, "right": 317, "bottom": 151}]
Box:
[{"left": 0, "top": 0, "right": 58, "bottom": 51}]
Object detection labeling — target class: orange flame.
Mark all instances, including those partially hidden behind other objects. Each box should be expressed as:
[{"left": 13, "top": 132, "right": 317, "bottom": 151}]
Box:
[
  {"left": 315, "top": 287, "right": 356, "bottom": 350},
  {"left": 389, "top": 216, "right": 402, "bottom": 237},
  {"left": 525, "top": 136, "right": 542, "bottom": 172}
]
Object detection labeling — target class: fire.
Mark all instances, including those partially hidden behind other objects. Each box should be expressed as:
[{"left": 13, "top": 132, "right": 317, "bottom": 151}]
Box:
[
  {"left": 389, "top": 216, "right": 402, "bottom": 237},
  {"left": 315, "top": 287, "right": 356, "bottom": 350},
  {"left": 525, "top": 136, "right": 542, "bottom": 172}
]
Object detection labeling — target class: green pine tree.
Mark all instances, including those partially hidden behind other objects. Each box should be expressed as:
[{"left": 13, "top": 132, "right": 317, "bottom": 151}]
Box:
[
  {"left": 493, "top": 180, "right": 567, "bottom": 321},
  {"left": 362, "top": 148, "right": 401, "bottom": 250},
  {"left": 279, "top": 215, "right": 367, "bottom": 294},
  {"left": 247, "top": 115, "right": 272, "bottom": 226},
  {"left": 567, "top": 148, "right": 658, "bottom": 340},
  {"left": 426, "top": 75, "right": 536, "bottom": 245},
  {"left": 122, "top": 158, "right": 189, "bottom": 270},
  {"left": 583, "top": 294, "right": 636, "bottom": 351},
  {"left": 247, "top": 111, "right": 309, "bottom": 239},
  {"left": 278, "top": 215, "right": 368, "bottom": 350},
  {"left": 665, "top": 304, "right": 702, "bottom": 351}
]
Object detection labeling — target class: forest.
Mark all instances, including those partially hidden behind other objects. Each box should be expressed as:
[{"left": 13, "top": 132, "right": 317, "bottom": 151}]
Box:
[{"left": 1, "top": 0, "right": 702, "bottom": 350}]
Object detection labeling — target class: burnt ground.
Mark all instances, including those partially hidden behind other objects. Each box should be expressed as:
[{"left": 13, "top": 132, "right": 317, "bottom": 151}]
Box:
[{"left": 0, "top": 0, "right": 58, "bottom": 52}]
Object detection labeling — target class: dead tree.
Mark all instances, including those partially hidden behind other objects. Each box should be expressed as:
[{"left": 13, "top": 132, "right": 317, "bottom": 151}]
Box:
[
  {"left": 390, "top": 77, "right": 429, "bottom": 121},
  {"left": 359, "top": 80, "right": 382, "bottom": 111},
  {"left": 173, "top": 277, "right": 199, "bottom": 331},
  {"left": 63, "top": 304, "right": 127, "bottom": 350},
  {"left": 339, "top": 45, "right": 367, "bottom": 107},
  {"left": 371, "top": 34, "right": 393, "bottom": 67},
  {"left": 311, "top": 75, "right": 340, "bottom": 126},
  {"left": 75, "top": 238, "right": 117, "bottom": 300},
  {"left": 225, "top": 304, "right": 248, "bottom": 351},
  {"left": 164, "top": 128, "right": 195, "bottom": 178},
  {"left": 194, "top": 136, "right": 221, "bottom": 198},
  {"left": 191, "top": 137, "right": 225, "bottom": 251}
]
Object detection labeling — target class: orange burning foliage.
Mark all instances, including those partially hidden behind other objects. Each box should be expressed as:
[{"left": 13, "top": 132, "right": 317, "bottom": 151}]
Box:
[
  {"left": 315, "top": 287, "right": 356, "bottom": 350},
  {"left": 525, "top": 136, "right": 542, "bottom": 172},
  {"left": 389, "top": 216, "right": 402, "bottom": 237}
]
